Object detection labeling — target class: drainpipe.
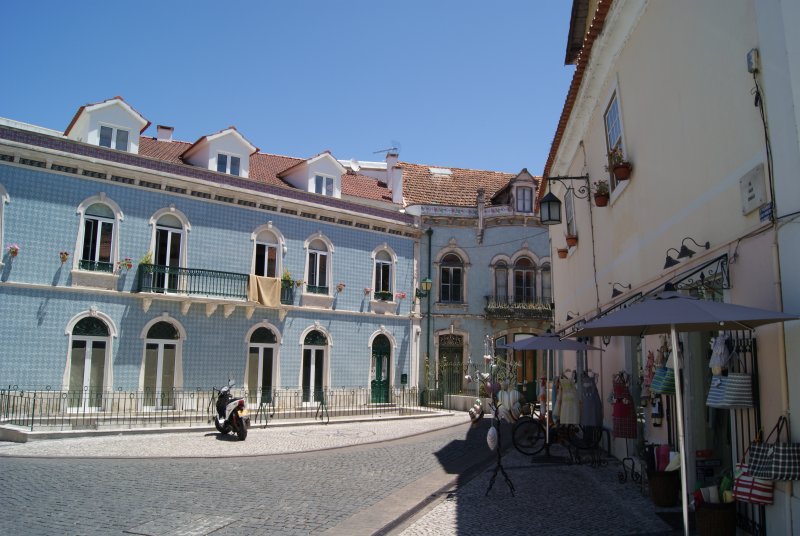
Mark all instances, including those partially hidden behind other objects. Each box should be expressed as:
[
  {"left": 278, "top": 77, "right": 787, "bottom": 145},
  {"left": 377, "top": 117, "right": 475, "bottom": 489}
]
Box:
[{"left": 426, "top": 227, "right": 433, "bottom": 367}]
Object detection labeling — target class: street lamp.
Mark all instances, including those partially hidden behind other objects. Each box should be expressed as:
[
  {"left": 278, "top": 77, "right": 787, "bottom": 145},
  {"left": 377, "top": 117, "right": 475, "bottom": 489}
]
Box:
[
  {"left": 538, "top": 175, "right": 591, "bottom": 226},
  {"left": 415, "top": 277, "right": 433, "bottom": 298}
]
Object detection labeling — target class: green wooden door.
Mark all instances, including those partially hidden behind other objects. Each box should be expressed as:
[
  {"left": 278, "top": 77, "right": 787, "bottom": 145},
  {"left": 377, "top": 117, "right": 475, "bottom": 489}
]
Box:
[
  {"left": 438, "top": 334, "right": 464, "bottom": 395},
  {"left": 371, "top": 335, "right": 390, "bottom": 403}
]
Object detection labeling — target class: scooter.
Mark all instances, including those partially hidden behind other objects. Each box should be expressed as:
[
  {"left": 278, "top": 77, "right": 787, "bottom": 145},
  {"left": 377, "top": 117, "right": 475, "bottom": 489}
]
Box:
[{"left": 213, "top": 380, "right": 249, "bottom": 441}]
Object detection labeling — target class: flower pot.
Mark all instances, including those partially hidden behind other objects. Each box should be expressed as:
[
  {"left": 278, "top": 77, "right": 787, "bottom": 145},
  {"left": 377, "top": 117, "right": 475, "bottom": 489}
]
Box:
[
  {"left": 557, "top": 248, "right": 568, "bottom": 259},
  {"left": 594, "top": 194, "right": 609, "bottom": 207},
  {"left": 565, "top": 235, "right": 578, "bottom": 248},
  {"left": 613, "top": 163, "right": 632, "bottom": 181},
  {"left": 59, "top": 253, "right": 69, "bottom": 263}
]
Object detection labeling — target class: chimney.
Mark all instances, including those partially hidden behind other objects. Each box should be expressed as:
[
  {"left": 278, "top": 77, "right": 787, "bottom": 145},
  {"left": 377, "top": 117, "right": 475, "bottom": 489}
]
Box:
[
  {"left": 387, "top": 150, "right": 403, "bottom": 204},
  {"left": 157, "top": 125, "right": 174, "bottom": 142}
]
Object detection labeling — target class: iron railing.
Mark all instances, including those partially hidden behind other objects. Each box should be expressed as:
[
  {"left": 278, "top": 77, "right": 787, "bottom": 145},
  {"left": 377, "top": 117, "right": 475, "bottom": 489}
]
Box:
[
  {"left": 0, "top": 386, "right": 439, "bottom": 432},
  {"left": 135, "top": 264, "right": 249, "bottom": 299},
  {"left": 78, "top": 259, "right": 114, "bottom": 273},
  {"left": 306, "top": 285, "right": 329, "bottom": 295},
  {"left": 373, "top": 290, "right": 393, "bottom": 301},
  {"left": 484, "top": 296, "right": 553, "bottom": 320},
  {"left": 280, "top": 282, "right": 294, "bottom": 305}
]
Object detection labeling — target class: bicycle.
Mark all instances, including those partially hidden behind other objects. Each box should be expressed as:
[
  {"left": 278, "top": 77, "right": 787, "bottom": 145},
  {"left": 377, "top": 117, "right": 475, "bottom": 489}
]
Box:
[{"left": 511, "top": 402, "right": 603, "bottom": 459}]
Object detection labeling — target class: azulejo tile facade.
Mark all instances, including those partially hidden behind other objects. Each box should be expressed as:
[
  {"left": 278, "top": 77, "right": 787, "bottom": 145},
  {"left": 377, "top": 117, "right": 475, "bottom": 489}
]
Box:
[{"left": 0, "top": 97, "right": 551, "bottom": 412}]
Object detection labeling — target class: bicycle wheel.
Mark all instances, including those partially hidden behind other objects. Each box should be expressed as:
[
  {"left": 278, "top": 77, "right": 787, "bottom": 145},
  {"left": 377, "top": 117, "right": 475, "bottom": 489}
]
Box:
[
  {"left": 512, "top": 417, "right": 545, "bottom": 456},
  {"left": 567, "top": 424, "right": 603, "bottom": 449}
]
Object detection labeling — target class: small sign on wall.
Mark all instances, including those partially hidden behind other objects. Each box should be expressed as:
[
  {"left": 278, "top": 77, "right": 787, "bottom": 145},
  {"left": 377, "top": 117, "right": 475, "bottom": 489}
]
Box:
[{"left": 739, "top": 163, "right": 767, "bottom": 215}]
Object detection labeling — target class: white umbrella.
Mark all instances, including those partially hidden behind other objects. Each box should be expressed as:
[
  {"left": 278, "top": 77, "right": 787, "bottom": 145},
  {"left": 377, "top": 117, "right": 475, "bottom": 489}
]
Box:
[{"left": 575, "top": 290, "right": 798, "bottom": 536}]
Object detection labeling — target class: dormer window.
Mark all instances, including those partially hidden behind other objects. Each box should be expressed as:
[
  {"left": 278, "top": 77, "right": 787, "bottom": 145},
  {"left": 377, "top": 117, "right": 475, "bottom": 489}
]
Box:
[
  {"left": 217, "top": 153, "right": 241, "bottom": 176},
  {"left": 99, "top": 125, "right": 129, "bottom": 151},
  {"left": 516, "top": 186, "right": 533, "bottom": 213},
  {"left": 315, "top": 175, "right": 334, "bottom": 196}
]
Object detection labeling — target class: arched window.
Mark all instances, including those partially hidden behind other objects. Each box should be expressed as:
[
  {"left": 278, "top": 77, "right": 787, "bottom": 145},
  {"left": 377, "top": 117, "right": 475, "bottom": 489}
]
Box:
[
  {"left": 514, "top": 258, "right": 536, "bottom": 303},
  {"left": 374, "top": 250, "right": 393, "bottom": 298},
  {"left": 440, "top": 253, "right": 463, "bottom": 303},
  {"left": 154, "top": 213, "right": 185, "bottom": 292},
  {"left": 253, "top": 230, "right": 280, "bottom": 278},
  {"left": 246, "top": 326, "right": 278, "bottom": 406},
  {"left": 306, "top": 239, "right": 329, "bottom": 294},
  {"left": 301, "top": 329, "right": 328, "bottom": 403},
  {"left": 494, "top": 261, "right": 508, "bottom": 301},
  {"left": 67, "top": 316, "right": 111, "bottom": 410},
  {"left": 143, "top": 320, "right": 181, "bottom": 408}
]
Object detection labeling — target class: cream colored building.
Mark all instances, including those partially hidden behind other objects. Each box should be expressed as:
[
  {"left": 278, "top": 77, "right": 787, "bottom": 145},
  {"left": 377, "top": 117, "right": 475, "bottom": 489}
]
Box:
[{"left": 543, "top": 1, "right": 800, "bottom": 533}]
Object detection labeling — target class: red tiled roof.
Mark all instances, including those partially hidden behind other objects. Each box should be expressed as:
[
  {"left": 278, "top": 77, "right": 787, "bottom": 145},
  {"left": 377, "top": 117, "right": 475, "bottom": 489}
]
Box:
[
  {"left": 341, "top": 171, "right": 394, "bottom": 203},
  {"left": 401, "top": 162, "right": 516, "bottom": 207},
  {"left": 138, "top": 137, "right": 191, "bottom": 163},
  {"left": 540, "top": 0, "right": 613, "bottom": 204}
]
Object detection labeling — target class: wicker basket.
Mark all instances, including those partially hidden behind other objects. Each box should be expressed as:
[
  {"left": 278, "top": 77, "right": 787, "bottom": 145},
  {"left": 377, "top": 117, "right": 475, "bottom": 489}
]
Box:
[
  {"left": 695, "top": 501, "right": 736, "bottom": 536},
  {"left": 647, "top": 470, "right": 680, "bottom": 507}
]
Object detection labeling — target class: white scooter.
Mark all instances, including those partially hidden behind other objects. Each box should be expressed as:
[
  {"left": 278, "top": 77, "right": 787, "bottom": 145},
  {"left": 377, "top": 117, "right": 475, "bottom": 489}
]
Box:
[{"left": 213, "top": 380, "right": 249, "bottom": 441}]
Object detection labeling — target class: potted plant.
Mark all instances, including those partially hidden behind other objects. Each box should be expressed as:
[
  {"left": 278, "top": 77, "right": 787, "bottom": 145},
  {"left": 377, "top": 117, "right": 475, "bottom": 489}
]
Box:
[
  {"left": 116, "top": 257, "right": 133, "bottom": 272},
  {"left": 593, "top": 180, "right": 610, "bottom": 207},
  {"left": 374, "top": 290, "right": 393, "bottom": 301},
  {"left": 295, "top": 278, "right": 304, "bottom": 288},
  {"left": 565, "top": 233, "right": 578, "bottom": 248},
  {"left": 363, "top": 287, "right": 373, "bottom": 296},
  {"left": 336, "top": 282, "right": 346, "bottom": 293},
  {"left": 605, "top": 146, "right": 632, "bottom": 180},
  {"left": 59, "top": 250, "right": 70, "bottom": 264},
  {"left": 557, "top": 247, "right": 569, "bottom": 259},
  {"left": 395, "top": 291, "right": 407, "bottom": 300},
  {"left": 7, "top": 243, "right": 20, "bottom": 258},
  {"left": 281, "top": 268, "right": 293, "bottom": 287}
]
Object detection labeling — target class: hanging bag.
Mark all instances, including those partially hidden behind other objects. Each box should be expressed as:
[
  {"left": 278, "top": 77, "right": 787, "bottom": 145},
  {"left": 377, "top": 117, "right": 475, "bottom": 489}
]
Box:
[
  {"left": 749, "top": 416, "right": 800, "bottom": 481},
  {"left": 706, "top": 363, "right": 753, "bottom": 409},
  {"left": 650, "top": 366, "right": 675, "bottom": 395},
  {"left": 732, "top": 435, "right": 774, "bottom": 504}
]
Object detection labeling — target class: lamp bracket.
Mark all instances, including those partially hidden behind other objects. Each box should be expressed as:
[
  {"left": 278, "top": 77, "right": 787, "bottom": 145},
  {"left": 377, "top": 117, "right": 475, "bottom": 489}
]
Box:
[{"left": 546, "top": 175, "right": 591, "bottom": 199}]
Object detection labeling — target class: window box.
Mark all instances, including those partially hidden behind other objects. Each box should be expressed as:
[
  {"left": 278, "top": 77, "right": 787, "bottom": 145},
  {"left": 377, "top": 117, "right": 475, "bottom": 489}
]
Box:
[
  {"left": 374, "top": 290, "right": 393, "bottom": 301},
  {"left": 370, "top": 299, "right": 396, "bottom": 315}
]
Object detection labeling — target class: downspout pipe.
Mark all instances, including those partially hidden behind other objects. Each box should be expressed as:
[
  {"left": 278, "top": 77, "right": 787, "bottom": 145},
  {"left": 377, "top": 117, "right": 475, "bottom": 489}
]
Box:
[{"left": 426, "top": 227, "right": 433, "bottom": 364}]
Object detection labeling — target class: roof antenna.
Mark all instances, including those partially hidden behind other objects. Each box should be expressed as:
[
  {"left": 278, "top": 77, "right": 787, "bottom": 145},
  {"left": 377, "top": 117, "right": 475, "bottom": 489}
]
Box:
[{"left": 373, "top": 140, "right": 402, "bottom": 155}]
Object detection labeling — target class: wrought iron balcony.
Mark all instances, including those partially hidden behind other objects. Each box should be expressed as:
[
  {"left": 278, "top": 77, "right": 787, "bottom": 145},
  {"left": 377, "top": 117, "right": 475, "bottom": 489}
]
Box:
[
  {"left": 280, "top": 281, "right": 294, "bottom": 305},
  {"left": 135, "top": 264, "right": 249, "bottom": 299},
  {"left": 306, "top": 285, "right": 329, "bottom": 295},
  {"left": 373, "top": 290, "right": 393, "bottom": 302},
  {"left": 78, "top": 259, "right": 114, "bottom": 273},
  {"left": 484, "top": 296, "right": 553, "bottom": 320}
]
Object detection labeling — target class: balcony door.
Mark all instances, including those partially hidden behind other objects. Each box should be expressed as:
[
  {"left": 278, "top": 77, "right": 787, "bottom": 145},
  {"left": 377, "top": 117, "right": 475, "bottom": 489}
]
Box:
[
  {"left": 301, "top": 330, "right": 327, "bottom": 403},
  {"left": 154, "top": 214, "right": 183, "bottom": 292}
]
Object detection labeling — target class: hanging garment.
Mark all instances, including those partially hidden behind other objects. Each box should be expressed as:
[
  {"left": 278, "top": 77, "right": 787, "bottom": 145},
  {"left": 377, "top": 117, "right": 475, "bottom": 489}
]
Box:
[
  {"left": 580, "top": 373, "right": 603, "bottom": 427},
  {"left": 612, "top": 372, "right": 637, "bottom": 438},
  {"left": 558, "top": 376, "right": 581, "bottom": 425},
  {"left": 642, "top": 350, "right": 655, "bottom": 399}
]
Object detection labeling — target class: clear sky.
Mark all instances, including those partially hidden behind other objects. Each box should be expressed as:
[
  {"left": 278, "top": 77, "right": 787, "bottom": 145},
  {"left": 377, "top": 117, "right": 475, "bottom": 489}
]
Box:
[{"left": 2, "top": 1, "right": 574, "bottom": 174}]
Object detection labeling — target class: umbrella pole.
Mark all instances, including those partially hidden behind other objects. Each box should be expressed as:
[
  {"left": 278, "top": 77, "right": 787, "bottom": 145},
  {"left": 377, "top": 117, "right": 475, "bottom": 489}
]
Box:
[{"left": 670, "top": 326, "right": 689, "bottom": 536}]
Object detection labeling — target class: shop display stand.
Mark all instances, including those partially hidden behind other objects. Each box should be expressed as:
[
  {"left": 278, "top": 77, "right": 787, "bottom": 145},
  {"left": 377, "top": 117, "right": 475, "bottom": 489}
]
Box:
[{"left": 485, "top": 398, "right": 515, "bottom": 496}]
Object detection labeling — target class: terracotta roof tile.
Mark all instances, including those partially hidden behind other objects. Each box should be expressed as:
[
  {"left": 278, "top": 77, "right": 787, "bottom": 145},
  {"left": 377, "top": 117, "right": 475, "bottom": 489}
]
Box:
[
  {"left": 401, "top": 162, "right": 516, "bottom": 207},
  {"left": 138, "top": 137, "right": 191, "bottom": 163},
  {"left": 341, "top": 172, "right": 394, "bottom": 203}
]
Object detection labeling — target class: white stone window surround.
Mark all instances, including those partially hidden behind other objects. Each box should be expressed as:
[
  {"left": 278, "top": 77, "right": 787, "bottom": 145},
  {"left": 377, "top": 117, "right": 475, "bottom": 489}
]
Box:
[
  {"left": 62, "top": 309, "right": 118, "bottom": 393},
  {"left": 515, "top": 186, "right": 534, "bottom": 213},
  {"left": 509, "top": 248, "right": 546, "bottom": 303},
  {"left": 243, "top": 320, "right": 283, "bottom": 402},
  {"left": 71, "top": 194, "right": 125, "bottom": 290},
  {"left": 433, "top": 242, "right": 470, "bottom": 307},
  {"left": 137, "top": 313, "right": 186, "bottom": 394},
  {"left": 216, "top": 151, "right": 242, "bottom": 176},
  {"left": 251, "top": 222, "right": 286, "bottom": 277},
  {"left": 301, "top": 232, "right": 335, "bottom": 308},
  {"left": 147, "top": 206, "right": 191, "bottom": 269},
  {"left": 603, "top": 79, "right": 630, "bottom": 199},
  {"left": 297, "top": 323, "right": 332, "bottom": 397},
  {"left": 98, "top": 122, "right": 131, "bottom": 152},
  {"left": 366, "top": 327, "right": 397, "bottom": 387}
]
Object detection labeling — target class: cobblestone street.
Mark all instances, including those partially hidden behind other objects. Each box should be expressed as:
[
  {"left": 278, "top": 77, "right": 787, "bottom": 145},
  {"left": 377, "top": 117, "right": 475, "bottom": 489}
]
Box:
[{"left": 0, "top": 416, "right": 680, "bottom": 535}]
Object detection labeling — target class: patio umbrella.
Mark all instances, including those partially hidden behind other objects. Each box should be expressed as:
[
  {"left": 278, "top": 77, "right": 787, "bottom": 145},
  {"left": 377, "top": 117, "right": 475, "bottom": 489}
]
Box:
[
  {"left": 575, "top": 290, "right": 798, "bottom": 536},
  {"left": 498, "top": 333, "right": 604, "bottom": 445}
]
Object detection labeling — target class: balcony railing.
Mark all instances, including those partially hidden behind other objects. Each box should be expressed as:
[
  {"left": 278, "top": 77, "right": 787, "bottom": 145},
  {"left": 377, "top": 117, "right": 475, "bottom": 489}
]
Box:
[
  {"left": 280, "top": 281, "right": 294, "bottom": 305},
  {"left": 135, "top": 264, "right": 249, "bottom": 299},
  {"left": 306, "top": 285, "right": 329, "bottom": 295},
  {"left": 484, "top": 296, "right": 553, "bottom": 320},
  {"left": 373, "top": 290, "right": 393, "bottom": 301},
  {"left": 78, "top": 259, "right": 114, "bottom": 273}
]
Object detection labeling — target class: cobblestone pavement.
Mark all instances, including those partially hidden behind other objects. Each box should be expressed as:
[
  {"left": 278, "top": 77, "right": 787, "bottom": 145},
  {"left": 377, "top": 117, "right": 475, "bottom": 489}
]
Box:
[{"left": 0, "top": 415, "right": 682, "bottom": 535}]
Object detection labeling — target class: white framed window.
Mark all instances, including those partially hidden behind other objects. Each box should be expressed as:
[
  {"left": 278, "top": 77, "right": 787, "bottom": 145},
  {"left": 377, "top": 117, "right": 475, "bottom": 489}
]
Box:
[
  {"left": 513, "top": 257, "right": 536, "bottom": 303},
  {"left": 541, "top": 263, "right": 552, "bottom": 304},
  {"left": 372, "top": 247, "right": 396, "bottom": 300},
  {"left": 300, "top": 328, "right": 329, "bottom": 404},
  {"left": 65, "top": 314, "right": 115, "bottom": 411},
  {"left": 246, "top": 325, "right": 279, "bottom": 407},
  {"left": 0, "top": 184, "right": 9, "bottom": 264},
  {"left": 516, "top": 186, "right": 533, "bottom": 213},
  {"left": 306, "top": 239, "right": 329, "bottom": 294},
  {"left": 140, "top": 318, "right": 184, "bottom": 409},
  {"left": 254, "top": 232, "right": 280, "bottom": 278},
  {"left": 217, "top": 153, "right": 241, "bottom": 176},
  {"left": 314, "top": 174, "right": 334, "bottom": 196},
  {"left": 494, "top": 261, "right": 508, "bottom": 300},
  {"left": 75, "top": 195, "right": 123, "bottom": 274},
  {"left": 146, "top": 208, "right": 190, "bottom": 293},
  {"left": 604, "top": 90, "right": 626, "bottom": 191},
  {"left": 99, "top": 124, "right": 130, "bottom": 151},
  {"left": 440, "top": 253, "right": 464, "bottom": 303}
]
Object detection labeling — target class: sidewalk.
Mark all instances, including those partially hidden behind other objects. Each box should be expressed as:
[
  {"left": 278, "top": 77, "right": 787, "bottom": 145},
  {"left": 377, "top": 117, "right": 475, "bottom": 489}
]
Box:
[{"left": 0, "top": 412, "right": 470, "bottom": 458}]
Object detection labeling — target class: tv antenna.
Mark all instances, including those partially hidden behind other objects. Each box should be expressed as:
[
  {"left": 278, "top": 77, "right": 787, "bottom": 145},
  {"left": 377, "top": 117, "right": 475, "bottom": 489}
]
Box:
[{"left": 373, "top": 140, "right": 402, "bottom": 155}]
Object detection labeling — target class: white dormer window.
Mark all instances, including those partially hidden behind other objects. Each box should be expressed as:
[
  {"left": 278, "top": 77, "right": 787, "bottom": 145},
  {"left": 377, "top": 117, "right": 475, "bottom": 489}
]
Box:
[
  {"left": 217, "top": 153, "right": 241, "bottom": 176},
  {"left": 99, "top": 125, "right": 130, "bottom": 151},
  {"left": 314, "top": 175, "right": 334, "bottom": 196},
  {"left": 516, "top": 186, "right": 533, "bottom": 213}
]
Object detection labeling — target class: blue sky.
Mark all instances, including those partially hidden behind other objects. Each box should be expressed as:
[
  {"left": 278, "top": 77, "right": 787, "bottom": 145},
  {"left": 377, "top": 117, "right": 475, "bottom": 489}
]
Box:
[{"left": 2, "top": 1, "right": 574, "bottom": 174}]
